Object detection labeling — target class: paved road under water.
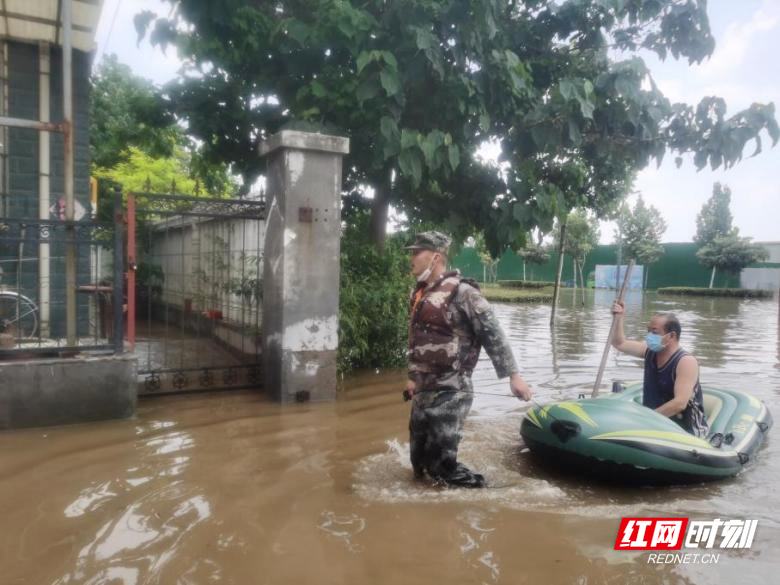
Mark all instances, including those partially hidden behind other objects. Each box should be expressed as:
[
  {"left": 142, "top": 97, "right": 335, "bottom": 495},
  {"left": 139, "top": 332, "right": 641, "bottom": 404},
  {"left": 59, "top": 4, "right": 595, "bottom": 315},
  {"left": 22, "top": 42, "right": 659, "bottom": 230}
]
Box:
[{"left": 1, "top": 290, "right": 778, "bottom": 584}]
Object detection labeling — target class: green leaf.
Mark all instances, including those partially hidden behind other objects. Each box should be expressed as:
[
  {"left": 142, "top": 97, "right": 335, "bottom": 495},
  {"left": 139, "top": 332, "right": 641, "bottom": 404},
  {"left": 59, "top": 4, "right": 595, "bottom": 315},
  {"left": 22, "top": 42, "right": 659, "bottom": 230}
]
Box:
[
  {"left": 133, "top": 11, "right": 156, "bottom": 46},
  {"left": 751, "top": 135, "right": 762, "bottom": 158},
  {"left": 356, "top": 51, "right": 371, "bottom": 73},
  {"left": 400, "top": 129, "right": 418, "bottom": 149},
  {"left": 443, "top": 133, "right": 453, "bottom": 146},
  {"left": 485, "top": 11, "right": 498, "bottom": 39},
  {"left": 356, "top": 79, "right": 379, "bottom": 103},
  {"left": 421, "top": 131, "right": 444, "bottom": 167},
  {"left": 694, "top": 150, "right": 708, "bottom": 170},
  {"left": 420, "top": 138, "right": 436, "bottom": 167},
  {"left": 382, "top": 51, "right": 398, "bottom": 69},
  {"left": 310, "top": 81, "right": 327, "bottom": 98},
  {"left": 336, "top": 18, "right": 355, "bottom": 39},
  {"left": 380, "top": 116, "right": 399, "bottom": 142},
  {"left": 559, "top": 79, "right": 575, "bottom": 101},
  {"left": 531, "top": 124, "right": 556, "bottom": 148},
  {"left": 479, "top": 113, "right": 491, "bottom": 132},
  {"left": 509, "top": 70, "right": 527, "bottom": 93},
  {"left": 448, "top": 144, "right": 460, "bottom": 170},
  {"left": 767, "top": 118, "right": 780, "bottom": 145},
  {"left": 583, "top": 80, "right": 594, "bottom": 96},
  {"left": 380, "top": 68, "right": 401, "bottom": 96},
  {"left": 615, "top": 75, "right": 636, "bottom": 99},
  {"left": 512, "top": 202, "right": 528, "bottom": 223},
  {"left": 568, "top": 119, "right": 582, "bottom": 145},
  {"left": 577, "top": 96, "right": 595, "bottom": 119},
  {"left": 414, "top": 27, "right": 435, "bottom": 51},
  {"left": 286, "top": 20, "right": 309, "bottom": 44},
  {"left": 398, "top": 149, "right": 422, "bottom": 186}
]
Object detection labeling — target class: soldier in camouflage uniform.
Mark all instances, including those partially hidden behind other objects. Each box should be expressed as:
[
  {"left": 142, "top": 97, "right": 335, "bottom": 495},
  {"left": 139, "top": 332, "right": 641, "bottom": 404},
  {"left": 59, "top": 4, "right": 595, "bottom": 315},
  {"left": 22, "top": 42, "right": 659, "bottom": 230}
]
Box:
[{"left": 405, "top": 231, "right": 533, "bottom": 488}]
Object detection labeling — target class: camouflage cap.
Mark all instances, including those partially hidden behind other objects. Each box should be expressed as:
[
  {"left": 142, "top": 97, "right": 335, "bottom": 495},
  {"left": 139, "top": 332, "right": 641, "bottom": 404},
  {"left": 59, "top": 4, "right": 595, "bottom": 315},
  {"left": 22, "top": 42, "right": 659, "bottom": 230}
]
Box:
[{"left": 405, "top": 230, "right": 452, "bottom": 254}]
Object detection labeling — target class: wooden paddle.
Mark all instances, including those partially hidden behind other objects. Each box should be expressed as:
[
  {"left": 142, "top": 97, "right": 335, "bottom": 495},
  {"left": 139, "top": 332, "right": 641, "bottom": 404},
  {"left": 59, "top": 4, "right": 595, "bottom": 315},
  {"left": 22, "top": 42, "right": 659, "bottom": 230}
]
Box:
[{"left": 591, "top": 259, "right": 635, "bottom": 398}]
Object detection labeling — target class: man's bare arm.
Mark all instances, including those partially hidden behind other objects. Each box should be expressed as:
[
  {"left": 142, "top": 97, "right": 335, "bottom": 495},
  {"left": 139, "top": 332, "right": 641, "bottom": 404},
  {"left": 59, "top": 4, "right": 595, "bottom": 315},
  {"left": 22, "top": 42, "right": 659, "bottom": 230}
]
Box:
[{"left": 610, "top": 301, "right": 647, "bottom": 358}]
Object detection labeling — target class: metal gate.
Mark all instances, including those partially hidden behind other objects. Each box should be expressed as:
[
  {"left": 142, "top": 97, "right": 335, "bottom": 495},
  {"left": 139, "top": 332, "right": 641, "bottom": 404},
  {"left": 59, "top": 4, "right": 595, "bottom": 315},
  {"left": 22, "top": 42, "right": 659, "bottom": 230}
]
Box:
[{"left": 129, "top": 191, "right": 266, "bottom": 395}]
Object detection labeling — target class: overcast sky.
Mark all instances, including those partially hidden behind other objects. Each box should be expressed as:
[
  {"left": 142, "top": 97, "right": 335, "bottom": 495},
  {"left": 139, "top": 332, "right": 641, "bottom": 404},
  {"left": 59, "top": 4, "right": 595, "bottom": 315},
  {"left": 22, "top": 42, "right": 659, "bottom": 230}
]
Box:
[{"left": 94, "top": 0, "right": 780, "bottom": 244}]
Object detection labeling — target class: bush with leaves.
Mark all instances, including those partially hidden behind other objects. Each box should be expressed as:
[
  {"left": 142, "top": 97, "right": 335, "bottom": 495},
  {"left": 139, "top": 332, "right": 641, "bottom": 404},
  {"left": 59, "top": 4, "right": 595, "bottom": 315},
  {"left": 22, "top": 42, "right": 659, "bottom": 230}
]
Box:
[{"left": 338, "top": 213, "right": 413, "bottom": 373}]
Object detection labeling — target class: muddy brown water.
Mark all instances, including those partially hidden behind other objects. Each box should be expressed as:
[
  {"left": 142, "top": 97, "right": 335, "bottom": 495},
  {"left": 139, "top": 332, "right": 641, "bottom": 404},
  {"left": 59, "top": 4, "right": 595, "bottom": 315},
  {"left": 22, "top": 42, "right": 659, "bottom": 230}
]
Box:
[{"left": 1, "top": 290, "right": 778, "bottom": 584}]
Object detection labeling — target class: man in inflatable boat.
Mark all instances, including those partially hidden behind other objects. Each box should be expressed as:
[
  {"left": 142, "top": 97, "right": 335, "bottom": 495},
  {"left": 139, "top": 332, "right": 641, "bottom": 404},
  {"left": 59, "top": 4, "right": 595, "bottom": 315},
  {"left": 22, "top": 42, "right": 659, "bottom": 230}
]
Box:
[
  {"left": 405, "top": 231, "right": 533, "bottom": 488},
  {"left": 611, "top": 301, "right": 709, "bottom": 437}
]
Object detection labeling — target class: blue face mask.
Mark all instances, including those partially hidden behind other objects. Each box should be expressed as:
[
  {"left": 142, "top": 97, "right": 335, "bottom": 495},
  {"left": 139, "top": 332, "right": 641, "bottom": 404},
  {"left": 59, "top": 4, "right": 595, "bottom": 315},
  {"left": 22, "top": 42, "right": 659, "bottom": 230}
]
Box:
[{"left": 645, "top": 332, "right": 666, "bottom": 353}]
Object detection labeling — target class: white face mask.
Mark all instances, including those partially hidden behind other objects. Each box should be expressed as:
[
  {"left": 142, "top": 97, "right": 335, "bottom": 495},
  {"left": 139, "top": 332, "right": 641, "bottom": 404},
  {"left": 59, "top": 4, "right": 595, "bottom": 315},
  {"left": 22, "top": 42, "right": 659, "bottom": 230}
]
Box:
[{"left": 416, "top": 253, "right": 439, "bottom": 283}]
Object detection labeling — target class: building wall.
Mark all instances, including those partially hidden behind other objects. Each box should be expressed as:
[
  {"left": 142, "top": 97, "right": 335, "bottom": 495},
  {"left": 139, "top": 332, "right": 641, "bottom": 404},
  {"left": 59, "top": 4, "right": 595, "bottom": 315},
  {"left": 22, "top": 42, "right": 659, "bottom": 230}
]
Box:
[
  {"left": 6, "top": 42, "right": 91, "bottom": 217},
  {"left": 740, "top": 242, "right": 780, "bottom": 290},
  {"left": 146, "top": 216, "right": 266, "bottom": 328},
  {"left": 3, "top": 41, "right": 93, "bottom": 337}
]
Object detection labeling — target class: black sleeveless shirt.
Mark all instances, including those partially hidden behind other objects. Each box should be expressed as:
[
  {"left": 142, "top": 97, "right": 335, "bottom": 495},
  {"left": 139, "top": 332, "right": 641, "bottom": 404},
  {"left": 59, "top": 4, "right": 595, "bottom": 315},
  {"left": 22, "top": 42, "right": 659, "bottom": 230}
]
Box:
[{"left": 643, "top": 348, "right": 709, "bottom": 438}]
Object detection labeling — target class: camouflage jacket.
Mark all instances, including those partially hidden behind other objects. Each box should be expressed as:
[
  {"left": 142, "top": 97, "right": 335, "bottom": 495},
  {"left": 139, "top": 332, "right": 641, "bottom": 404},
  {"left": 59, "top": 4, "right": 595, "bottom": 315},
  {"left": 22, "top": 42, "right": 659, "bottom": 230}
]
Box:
[{"left": 408, "top": 271, "right": 518, "bottom": 392}]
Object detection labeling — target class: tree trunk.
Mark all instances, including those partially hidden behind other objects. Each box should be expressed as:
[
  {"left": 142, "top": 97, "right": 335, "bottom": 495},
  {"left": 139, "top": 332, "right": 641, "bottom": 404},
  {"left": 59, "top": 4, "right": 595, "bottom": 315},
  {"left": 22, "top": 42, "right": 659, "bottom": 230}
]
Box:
[
  {"left": 644, "top": 265, "right": 649, "bottom": 290},
  {"left": 578, "top": 260, "right": 586, "bottom": 306},
  {"left": 572, "top": 259, "right": 577, "bottom": 296},
  {"left": 369, "top": 172, "right": 392, "bottom": 253},
  {"left": 550, "top": 219, "right": 567, "bottom": 326},
  {"left": 523, "top": 260, "right": 526, "bottom": 281},
  {"left": 709, "top": 266, "right": 717, "bottom": 289}
]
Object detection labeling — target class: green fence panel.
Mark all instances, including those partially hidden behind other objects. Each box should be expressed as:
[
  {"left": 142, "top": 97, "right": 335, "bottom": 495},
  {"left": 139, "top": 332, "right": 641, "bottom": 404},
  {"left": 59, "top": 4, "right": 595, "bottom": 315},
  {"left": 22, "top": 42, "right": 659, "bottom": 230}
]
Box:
[{"left": 453, "top": 242, "right": 744, "bottom": 288}]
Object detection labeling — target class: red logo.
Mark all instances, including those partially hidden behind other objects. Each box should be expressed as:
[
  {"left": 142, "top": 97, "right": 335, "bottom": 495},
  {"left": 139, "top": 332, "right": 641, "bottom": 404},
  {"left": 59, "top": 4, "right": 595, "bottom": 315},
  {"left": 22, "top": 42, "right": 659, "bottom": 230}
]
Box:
[{"left": 615, "top": 518, "right": 689, "bottom": 550}]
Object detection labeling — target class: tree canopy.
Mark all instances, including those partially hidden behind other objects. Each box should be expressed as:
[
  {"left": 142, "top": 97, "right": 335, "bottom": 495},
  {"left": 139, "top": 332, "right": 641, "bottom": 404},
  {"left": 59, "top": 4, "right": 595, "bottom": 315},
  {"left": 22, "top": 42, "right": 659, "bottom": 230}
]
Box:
[
  {"left": 136, "top": 0, "right": 779, "bottom": 252},
  {"left": 518, "top": 241, "right": 550, "bottom": 267},
  {"left": 696, "top": 233, "right": 768, "bottom": 277},
  {"left": 615, "top": 195, "right": 666, "bottom": 265},
  {"left": 90, "top": 54, "right": 180, "bottom": 169},
  {"left": 694, "top": 182, "right": 733, "bottom": 246},
  {"left": 93, "top": 146, "right": 198, "bottom": 195},
  {"left": 91, "top": 54, "right": 237, "bottom": 197},
  {"left": 693, "top": 183, "right": 767, "bottom": 286},
  {"left": 553, "top": 209, "right": 600, "bottom": 263}
]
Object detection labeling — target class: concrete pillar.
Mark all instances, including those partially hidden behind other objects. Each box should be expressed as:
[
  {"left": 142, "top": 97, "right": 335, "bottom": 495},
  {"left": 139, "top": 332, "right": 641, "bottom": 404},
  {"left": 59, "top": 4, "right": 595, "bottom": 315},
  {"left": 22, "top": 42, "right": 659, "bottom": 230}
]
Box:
[{"left": 259, "top": 130, "right": 349, "bottom": 403}]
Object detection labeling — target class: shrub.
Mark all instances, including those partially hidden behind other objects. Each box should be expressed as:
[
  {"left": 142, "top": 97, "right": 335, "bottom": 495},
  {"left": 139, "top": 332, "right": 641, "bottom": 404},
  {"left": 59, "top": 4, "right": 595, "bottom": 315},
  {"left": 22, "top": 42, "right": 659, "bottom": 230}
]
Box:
[
  {"left": 482, "top": 287, "right": 553, "bottom": 303},
  {"left": 497, "top": 280, "right": 556, "bottom": 289},
  {"left": 657, "top": 287, "right": 773, "bottom": 299},
  {"left": 338, "top": 213, "right": 413, "bottom": 373}
]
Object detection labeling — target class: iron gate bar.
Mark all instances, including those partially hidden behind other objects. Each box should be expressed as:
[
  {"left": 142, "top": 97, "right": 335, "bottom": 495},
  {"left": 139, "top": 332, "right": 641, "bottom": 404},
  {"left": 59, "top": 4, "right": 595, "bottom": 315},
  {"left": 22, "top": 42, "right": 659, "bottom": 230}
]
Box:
[
  {"left": 0, "top": 195, "right": 124, "bottom": 355},
  {"left": 131, "top": 190, "right": 264, "bottom": 394},
  {"left": 138, "top": 364, "right": 261, "bottom": 375},
  {"left": 0, "top": 218, "right": 113, "bottom": 244},
  {"left": 112, "top": 189, "right": 125, "bottom": 354},
  {"left": 131, "top": 192, "right": 267, "bottom": 220},
  {"left": 0, "top": 345, "right": 115, "bottom": 357}
]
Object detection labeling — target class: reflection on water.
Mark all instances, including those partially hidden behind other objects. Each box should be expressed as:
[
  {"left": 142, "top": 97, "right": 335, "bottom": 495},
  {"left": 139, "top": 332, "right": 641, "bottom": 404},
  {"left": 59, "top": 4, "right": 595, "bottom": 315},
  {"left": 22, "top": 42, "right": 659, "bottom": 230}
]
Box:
[{"left": 0, "top": 290, "right": 778, "bottom": 584}]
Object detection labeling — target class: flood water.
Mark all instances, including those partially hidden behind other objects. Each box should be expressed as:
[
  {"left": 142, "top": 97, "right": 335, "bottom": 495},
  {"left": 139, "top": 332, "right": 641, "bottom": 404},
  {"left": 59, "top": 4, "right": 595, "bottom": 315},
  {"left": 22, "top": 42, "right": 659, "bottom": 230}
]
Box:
[{"left": 1, "top": 290, "right": 778, "bottom": 584}]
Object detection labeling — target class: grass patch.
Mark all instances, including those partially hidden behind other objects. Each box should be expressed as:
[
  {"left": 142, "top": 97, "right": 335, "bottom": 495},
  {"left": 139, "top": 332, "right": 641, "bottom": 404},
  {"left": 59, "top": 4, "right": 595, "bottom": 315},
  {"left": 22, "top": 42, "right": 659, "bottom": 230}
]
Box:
[
  {"left": 657, "top": 287, "right": 774, "bottom": 299},
  {"left": 482, "top": 285, "right": 554, "bottom": 303},
  {"left": 497, "top": 279, "right": 556, "bottom": 289}
]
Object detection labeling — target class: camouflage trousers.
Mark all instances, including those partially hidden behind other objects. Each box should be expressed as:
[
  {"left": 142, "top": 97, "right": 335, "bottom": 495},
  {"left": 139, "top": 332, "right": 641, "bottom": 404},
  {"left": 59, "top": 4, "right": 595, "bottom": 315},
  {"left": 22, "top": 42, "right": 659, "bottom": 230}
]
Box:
[{"left": 408, "top": 379, "right": 485, "bottom": 488}]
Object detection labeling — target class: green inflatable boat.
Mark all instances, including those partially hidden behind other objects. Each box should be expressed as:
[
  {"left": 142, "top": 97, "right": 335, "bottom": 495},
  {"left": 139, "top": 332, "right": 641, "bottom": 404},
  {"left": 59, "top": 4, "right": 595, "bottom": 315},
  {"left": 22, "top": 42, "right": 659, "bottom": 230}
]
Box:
[{"left": 520, "top": 383, "right": 772, "bottom": 484}]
